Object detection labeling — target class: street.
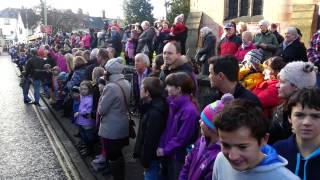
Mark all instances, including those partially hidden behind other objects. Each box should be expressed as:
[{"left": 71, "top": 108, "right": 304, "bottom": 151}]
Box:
[{"left": 0, "top": 54, "right": 67, "bottom": 179}]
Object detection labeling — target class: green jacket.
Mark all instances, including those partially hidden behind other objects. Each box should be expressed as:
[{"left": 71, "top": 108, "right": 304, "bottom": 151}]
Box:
[{"left": 253, "top": 31, "right": 279, "bottom": 60}]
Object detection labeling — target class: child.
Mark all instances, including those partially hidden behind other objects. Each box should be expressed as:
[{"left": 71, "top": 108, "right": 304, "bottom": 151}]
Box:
[
  {"left": 273, "top": 88, "right": 320, "bottom": 180},
  {"left": 74, "top": 81, "right": 95, "bottom": 156},
  {"left": 125, "top": 29, "right": 138, "bottom": 65},
  {"left": 157, "top": 72, "right": 200, "bottom": 180},
  {"left": 133, "top": 77, "right": 168, "bottom": 180},
  {"left": 179, "top": 94, "right": 234, "bottom": 180},
  {"left": 239, "top": 49, "right": 264, "bottom": 90},
  {"left": 212, "top": 99, "right": 299, "bottom": 180},
  {"left": 252, "top": 56, "right": 286, "bottom": 119}
]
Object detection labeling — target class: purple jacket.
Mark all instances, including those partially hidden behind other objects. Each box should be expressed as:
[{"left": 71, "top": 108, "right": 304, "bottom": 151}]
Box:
[
  {"left": 75, "top": 95, "right": 95, "bottom": 127},
  {"left": 179, "top": 136, "right": 221, "bottom": 180},
  {"left": 159, "top": 95, "right": 199, "bottom": 162},
  {"left": 50, "top": 50, "right": 68, "bottom": 72}
]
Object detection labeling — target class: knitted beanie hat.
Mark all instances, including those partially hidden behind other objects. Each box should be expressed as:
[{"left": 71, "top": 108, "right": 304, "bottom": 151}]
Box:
[
  {"left": 104, "top": 58, "right": 124, "bottom": 74},
  {"left": 200, "top": 93, "right": 234, "bottom": 131},
  {"left": 243, "top": 49, "right": 263, "bottom": 71},
  {"left": 279, "top": 61, "right": 317, "bottom": 89}
]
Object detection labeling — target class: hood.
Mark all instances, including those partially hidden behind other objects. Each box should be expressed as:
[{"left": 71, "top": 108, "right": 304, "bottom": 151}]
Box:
[
  {"left": 294, "top": 144, "right": 320, "bottom": 180},
  {"left": 251, "top": 145, "right": 287, "bottom": 172}
]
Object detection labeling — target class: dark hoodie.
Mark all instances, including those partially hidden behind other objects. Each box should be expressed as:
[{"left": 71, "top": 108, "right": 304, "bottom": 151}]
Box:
[
  {"left": 273, "top": 135, "right": 320, "bottom": 180},
  {"left": 133, "top": 97, "right": 168, "bottom": 168}
]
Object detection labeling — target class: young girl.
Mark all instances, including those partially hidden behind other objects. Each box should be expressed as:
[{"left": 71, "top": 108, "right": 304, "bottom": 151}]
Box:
[
  {"left": 157, "top": 72, "right": 200, "bottom": 180},
  {"left": 252, "top": 56, "right": 286, "bottom": 119},
  {"left": 179, "top": 94, "right": 234, "bottom": 180},
  {"left": 74, "top": 80, "right": 95, "bottom": 156}
]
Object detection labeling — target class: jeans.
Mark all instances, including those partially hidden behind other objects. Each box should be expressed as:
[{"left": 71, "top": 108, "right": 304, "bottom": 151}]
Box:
[
  {"left": 33, "top": 80, "right": 41, "bottom": 104},
  {"left": 144, "top": 160, "right": 160, "bottom": 180},
  {"left": 23, "top": 78, "right": 31, "bottom": 102},
  {"left": 316, "top": 73, "right": 320, "bottom": 88},
  {"left": 79, "top": 126, "right": 95, "bottom": 145}
]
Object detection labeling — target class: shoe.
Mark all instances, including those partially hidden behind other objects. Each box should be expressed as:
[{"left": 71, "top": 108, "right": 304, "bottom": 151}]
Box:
[
  {"left": 80, "top": 147, "right": 91, "bottom": 157},
  {"left": 92, "top": 155, "right": 106, "bottom": 164},
  {"left": 33, "top": 102, "right": 41, "bottom": 106},
  {"left": 91, "top": 161, "right": 107, "bottom": 172},
  {"left": 24, "top": 99, "right": 33, "bottom": 104}
]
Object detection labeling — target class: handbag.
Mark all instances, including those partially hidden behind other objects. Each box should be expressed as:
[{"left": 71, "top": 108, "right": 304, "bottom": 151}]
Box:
[{"left": 112, "top": 81, "right": 136, "bottom": 139}]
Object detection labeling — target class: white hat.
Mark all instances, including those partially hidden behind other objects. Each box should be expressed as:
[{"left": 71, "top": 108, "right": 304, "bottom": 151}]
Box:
[{"left": 279, "top": 61, "right": 317, "bottom": 89}]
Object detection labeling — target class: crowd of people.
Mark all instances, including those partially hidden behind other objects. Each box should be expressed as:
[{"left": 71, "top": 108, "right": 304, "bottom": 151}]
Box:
[{"left": 5, "top": 16, "right": 320, "bottom": 180}]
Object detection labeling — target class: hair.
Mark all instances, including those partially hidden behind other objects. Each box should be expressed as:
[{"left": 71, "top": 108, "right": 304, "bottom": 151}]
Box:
[
  {"left": 142, "top": 77, "right": 164, "bottom": 98},
  {"left": 141, "top": 21, "right": 150, "bottom": 28},
  {"left": 98, "top": 48, "right": 109, "bottom": 60},
  {"left": 74, "top": 50, "right": 83, "bottom": 57},
  {"left": 165, "top": 72, "right": 195, "bottom": 95},
  {"left": 80, "top": 80, "right": 93, "bottom": 95},
  {"left": 263, "top": 56, "right": 286, "bottom": 74},
  {"left": 200, "top": 27, "right": 213, "bottom": 37},
  {"left": 259, "top": 19, "right": 269, "bottom": 27},
  {"left": 106, "top": 47, "right": 116, "bottom": 58},
  {"left": 241, "top": 31, "right": 253, "bottom": 41},
  {"left": 30, "top": 48, "right": 38, "bottom": 56},
  {"left": 153, "top": 54, "right": 164, "bottom": 70},
  {"left": 64, "top": 53, "right": 74, "bottom": 71},
  {"left": 92, "top": 67, "right": 105, "bottom": 83},
  {"left": 135, "top": 53, "right": 150, "bottom": 67},
  {"left": 73, "top": 56, "right": 87, "bottom": 69},
  {"left": 82, "top": 50, "right": 91, "bottom": 61},
  {"left": 286, "top": 88, "right": 320, "bottom": 118},
  {"left": 238, "top": 22, "right": 247, "bottom": 31},
  {"left": 209, "top": 55, "right": 239, "bottom": 82},
  {"left": 215, "top": 99, "right": 269, "bottom": 143},
  {"left": 90, "top": 48, "right": 99, "bottom": 60},
  {"left": 166, "top": 41, "right": 182, "bottom": 54},
  {"left": 270, "top": 23, "right": 278, "bottom": 29},
  {"left": 286, "top": 27, "right": 299, "bottom": 38}
]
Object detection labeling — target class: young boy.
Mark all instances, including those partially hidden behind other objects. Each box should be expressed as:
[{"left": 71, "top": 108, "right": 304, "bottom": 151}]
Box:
[
  {"left": 273, "top": 88, "right": 320, "bottom": 180},
  {"left": 212, "top": 99, "right": 300, "bottom": 180}
]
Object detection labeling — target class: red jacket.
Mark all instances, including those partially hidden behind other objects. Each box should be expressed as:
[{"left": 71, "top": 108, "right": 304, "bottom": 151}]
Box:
[
  {"left": 234, "top": 43, "right": 256, "bottom": 62},
  {"left": 252, "top": 80, "right": 282, "bottom": 118},
  {"left": 218, "top": 35, "right": 242, "bottom": 56}
]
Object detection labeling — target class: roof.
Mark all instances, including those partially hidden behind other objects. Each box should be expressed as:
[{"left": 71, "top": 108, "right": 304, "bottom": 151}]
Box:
[
  {"left": 83, "top": 17, "right": 105, "bottom": 29},
  {"left": 0, "top": 8, "right": 19, "bottom": 19}
]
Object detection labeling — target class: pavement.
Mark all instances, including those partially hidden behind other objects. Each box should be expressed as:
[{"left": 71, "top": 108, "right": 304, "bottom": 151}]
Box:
[{"left": 0, "top": 53, "right": 144, "bottom": 180}]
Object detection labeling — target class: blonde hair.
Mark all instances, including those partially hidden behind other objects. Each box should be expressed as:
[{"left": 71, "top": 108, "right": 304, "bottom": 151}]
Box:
[
  {"left": 65, "top": 53, "right": 74, "bottom": 71},
  {"left": 73, "top": 56, "right": 87, "bottom": 69},
  {"left": 242, "top": 31, "right": 253, "bottom": 41},
  {"left": 92, "top": 67, "right": 105, "bottom": 83}
]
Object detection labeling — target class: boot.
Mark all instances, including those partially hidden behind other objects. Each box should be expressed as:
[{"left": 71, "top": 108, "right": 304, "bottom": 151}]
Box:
[{"left": 109, "top": 157, "right": 125, "bottom": 180}]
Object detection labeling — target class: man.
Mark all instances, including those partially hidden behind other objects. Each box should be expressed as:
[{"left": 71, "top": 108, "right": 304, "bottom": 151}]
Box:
[
  {"left": 275, "top": 27, "right": 307, "bottom": 63},
  {"left": 270, "top": 23, "right": 284, "bottom": 44},
  {"left": 97, "top": 48, "right": 109, "bottom": 68},
  {"left": 273, "top": 88, "right": 320, "bottom": 180},
  {"left": 212, "top": 99, "right": 300, "bottom": 180},
  {"left": 159, "top": 41, "right": 197, "bottom": 93},
  {"left": 208, "top": 55, "right": 261, "bottom": 106},
  {"left": 133, "top": 53, "right": 151, "bottom": 112},
  {"left": 253, "top": 20, "right": 279, "bottom": 60},
  {"left": 136, "top": 21, "right": 156, "bottom": 61},
  {"left": 24, "top": 48, "right": 46, "bottom": 106},
  {"left": 217, "top": 23, "right": 242, "bottom": 56}
]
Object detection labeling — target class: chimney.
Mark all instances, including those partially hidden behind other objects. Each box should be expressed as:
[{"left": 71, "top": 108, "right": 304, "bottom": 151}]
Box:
[{"left": 102, "top": 10, "right": 106, "bottom": 19}]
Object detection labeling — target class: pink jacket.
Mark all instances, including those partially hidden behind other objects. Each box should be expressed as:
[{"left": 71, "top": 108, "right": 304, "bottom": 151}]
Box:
[
  {"left": 234, "top": 43, "right": 256, "bottom": 62},
  {"left": 50, "top": 50, "right": 68, "bottom": 72},
  {"left": 82, "top": 34, "right": 91, "bottom": 48}
]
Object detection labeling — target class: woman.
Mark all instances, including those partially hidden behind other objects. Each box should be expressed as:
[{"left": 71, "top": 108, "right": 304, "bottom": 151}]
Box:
[
  {"left": 195, "top": 27, "right": 216, "bottom": 75},
  {"left": 98, "top": 58, "right": 131, "bottom": 180}
]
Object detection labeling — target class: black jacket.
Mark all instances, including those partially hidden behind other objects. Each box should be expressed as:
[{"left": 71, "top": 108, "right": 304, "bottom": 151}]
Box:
[
  {"left": 276, "top": 38, "right": 307, "bottom": 63},
  {"left": 196, "top": 32, "right": 216, "bottom": 62},
  {"left": 233, "top": 83, "right": 262, "bottom": 107},
  {"left": 25, "top": 56, "right": 46, "bottom": 80},
  {"left": 133, "top": 97, "right": 168, "bottom": 168}
]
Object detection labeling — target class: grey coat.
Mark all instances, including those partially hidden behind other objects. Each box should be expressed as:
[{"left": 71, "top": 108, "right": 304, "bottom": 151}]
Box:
[{"left": 98, "top": 74, "right": 131, "bottom": 139}]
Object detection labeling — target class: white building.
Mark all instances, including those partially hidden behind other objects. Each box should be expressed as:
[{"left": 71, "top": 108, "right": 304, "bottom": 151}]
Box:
[{"left": 0, "top": 8, "right": 32, "bottom": 44}]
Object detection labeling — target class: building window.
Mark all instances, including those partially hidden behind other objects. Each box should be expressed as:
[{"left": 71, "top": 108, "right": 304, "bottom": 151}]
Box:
[
  {"left": 228, "top": 0, "right": 239, "bottom": 19},
  {"left": 4, "top": 19, "right": 10, "bottom": 25},
  {"left": 240, "top": 0, "right": 249, "bottom": 16},
  {"left": 226, "top": 0, "right": 263, "bottom": 20},
  {"left": 252, "top": 0, "right": 263, "bottom": 16}
]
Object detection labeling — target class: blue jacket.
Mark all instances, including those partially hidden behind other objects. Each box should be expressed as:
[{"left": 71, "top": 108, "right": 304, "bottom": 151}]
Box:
[
  {"left": 273, "top": 135, "right": 320, "bottom": 180},
  {"left": 159, "top": 95, "right": 200, "bottom": 162},
  {"left": 179, "top": 136, "right": 220, "bottom": 180}
]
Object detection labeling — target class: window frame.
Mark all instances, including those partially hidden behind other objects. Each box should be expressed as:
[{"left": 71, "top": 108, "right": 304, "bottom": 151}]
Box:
[{"left": 225, "top": 0, "right": 263, "bottom": 21}]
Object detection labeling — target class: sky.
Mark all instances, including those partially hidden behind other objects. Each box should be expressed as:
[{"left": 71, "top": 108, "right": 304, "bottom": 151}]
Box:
[{"left": 1, "top": 0, "right": 166, "bottom": 19}]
